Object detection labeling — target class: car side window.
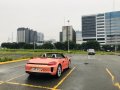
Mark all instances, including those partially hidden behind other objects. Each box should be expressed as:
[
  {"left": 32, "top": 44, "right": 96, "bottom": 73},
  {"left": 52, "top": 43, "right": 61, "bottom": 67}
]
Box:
[
  {"left": 42, "top": 54, "right": 46, "bottom": 57},
  {"left": 56, "top": 54, "right": 65, "bottom": 58},
  {"left": 51, "top": 54, "right": 56, "bottom": 58}
]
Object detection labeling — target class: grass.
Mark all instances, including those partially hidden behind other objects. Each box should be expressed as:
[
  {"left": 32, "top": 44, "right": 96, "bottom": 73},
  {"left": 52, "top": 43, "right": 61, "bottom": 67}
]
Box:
[
  {"left": 0, "top": 57, "right": 12, "bottom": 62},
  {"left": 0, "top": 49, "right": 120, "bottom": 62}
]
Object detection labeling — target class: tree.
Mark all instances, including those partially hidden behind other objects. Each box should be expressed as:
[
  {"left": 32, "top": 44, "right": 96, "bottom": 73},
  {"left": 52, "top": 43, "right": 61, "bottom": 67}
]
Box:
[
  {"left": 81, "top": 41, "right": 100, "bottom": 51},
  {"left": 75, "top": 44, "right": 82, "bottom": 50},
  {"left": 54, "top": 42, "right": 64, "bottom": 50},
  {"left": 101, "top": 45, "right": 115, "bottom": 52},
  {"left": 118, "top": 45, "right": 120, "bottom": 51},
  {"left": 41, "top": 43, "right": 54, "bottom": 49}
]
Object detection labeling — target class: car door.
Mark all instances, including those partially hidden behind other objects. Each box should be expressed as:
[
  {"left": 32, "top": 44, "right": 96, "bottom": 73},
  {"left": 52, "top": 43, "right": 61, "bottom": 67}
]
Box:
[
  {"left": 60, "top": 54, "right": 68, "bottom": 69},
  {"left": 57, "top": 54, "right": 67, "bottom": 70},
  {"left": 64, "top": 57, "right": 69, "bottom": 68}
]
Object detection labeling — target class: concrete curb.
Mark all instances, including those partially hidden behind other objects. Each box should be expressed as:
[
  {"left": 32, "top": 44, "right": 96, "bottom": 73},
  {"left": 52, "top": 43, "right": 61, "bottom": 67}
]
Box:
[{"left": 0, "top": 58, "right": 30, "bottom": 65}]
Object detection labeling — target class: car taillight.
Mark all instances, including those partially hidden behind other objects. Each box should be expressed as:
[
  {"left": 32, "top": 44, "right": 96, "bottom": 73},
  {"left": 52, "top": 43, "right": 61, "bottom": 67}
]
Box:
[{"left": 48, "top": 61, "right": 57, "bottom": 66}]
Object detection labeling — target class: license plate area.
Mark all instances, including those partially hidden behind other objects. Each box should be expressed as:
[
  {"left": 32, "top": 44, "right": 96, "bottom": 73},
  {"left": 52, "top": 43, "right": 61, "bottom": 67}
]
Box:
[{"left": 31, "top": 67, "right": 42, "bottom": 72}]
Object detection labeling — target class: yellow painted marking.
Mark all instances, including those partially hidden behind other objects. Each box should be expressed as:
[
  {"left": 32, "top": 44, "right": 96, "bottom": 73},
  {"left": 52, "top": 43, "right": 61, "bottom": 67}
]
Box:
[
  {"left": 6, "top": 74, "right": 26, "bottom": 82},
  {"left": 6, "top": 81, "right": 56, "bottom": 90},
  {"left": 0, "top": 67, "right": 75, "bottom": 90},
  {"left": 0, "top": 81, "right": 4, "bottom": 84},
  {"left": 106, "top": 68, "right": 120, "bottom": 89},
  {"left": 106, "top": 68, "right": 115, "bottom": 82},
  {"left": 0, "top": 82, "right": 3, "bottom": 84},
  {"left": 52, "top": 67, "right": 76, "bottom": 90},
  {"left": 0, "top": 58, "right": 30, "bottom": 65}
]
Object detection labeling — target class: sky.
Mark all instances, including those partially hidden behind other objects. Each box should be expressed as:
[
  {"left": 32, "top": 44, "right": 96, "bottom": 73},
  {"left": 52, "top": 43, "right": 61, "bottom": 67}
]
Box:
[{"left": 0, "top": 0, "right": 120, "bottom": 44}]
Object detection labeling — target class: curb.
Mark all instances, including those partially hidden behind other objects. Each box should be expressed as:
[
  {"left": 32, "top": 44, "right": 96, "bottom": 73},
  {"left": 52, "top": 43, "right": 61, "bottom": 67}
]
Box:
[{"left": 0, "top": 58, "right": 30, "bottom": 65}]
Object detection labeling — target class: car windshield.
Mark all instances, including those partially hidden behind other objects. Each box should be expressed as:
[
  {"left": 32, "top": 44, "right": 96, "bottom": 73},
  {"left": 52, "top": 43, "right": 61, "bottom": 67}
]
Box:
[
  {"left": 42, "top": 53, "right": 65, "bottom": 58},
  {"left": 88, "top": 49, "right": 95, "bottom": 52}
]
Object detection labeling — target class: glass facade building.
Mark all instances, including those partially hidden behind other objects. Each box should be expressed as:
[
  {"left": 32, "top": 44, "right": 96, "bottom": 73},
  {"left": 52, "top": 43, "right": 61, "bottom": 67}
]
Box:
[
  {"left": 105, "top": 11, "right": 120, "bottom": 44},
  {"left": 76, "top": 31, "right": 82, "bottom": 44},
  {"left": 82, "top": 11, "right": 120, "bottom": 45},
  {"left": 82, "top": 15, "right": 96, "bottom": 41}
]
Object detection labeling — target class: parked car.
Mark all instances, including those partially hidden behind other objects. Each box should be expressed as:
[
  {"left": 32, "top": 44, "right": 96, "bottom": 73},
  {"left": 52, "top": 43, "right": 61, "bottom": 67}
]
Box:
[
  {"left": 25, "top": 52, "right": 71, "bottom": 77},
  {"left": 87, "top": 49, "right": 95, "bottom": 55}
]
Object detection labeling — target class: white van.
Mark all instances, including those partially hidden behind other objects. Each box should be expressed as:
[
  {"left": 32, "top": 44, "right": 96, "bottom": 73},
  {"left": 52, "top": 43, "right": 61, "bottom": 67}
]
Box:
[{"left": 87, "top": 49, "right": 95, "bottom": 55}]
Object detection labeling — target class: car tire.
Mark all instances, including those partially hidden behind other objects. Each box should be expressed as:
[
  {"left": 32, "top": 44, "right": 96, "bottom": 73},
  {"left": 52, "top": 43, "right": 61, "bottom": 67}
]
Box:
[
  {"left": 28, "top": 74, "right": 34, "bottom": 78},
  {"left": 56, "top": 65, "right": 62, "bottom": 78}
]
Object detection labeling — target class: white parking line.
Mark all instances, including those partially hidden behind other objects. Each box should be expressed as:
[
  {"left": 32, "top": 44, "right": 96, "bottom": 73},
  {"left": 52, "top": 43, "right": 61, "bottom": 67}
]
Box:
[
  {"left": 8, "top": 64, "right": 25, "bottom": 69},
  {"left": 6, "top": 74, "right": 26, "bottom": 82}
]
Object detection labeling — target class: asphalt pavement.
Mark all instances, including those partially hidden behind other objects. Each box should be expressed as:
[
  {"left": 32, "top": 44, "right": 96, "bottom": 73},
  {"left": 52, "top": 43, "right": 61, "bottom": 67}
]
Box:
[{"left": 0, "top": 54, "right": 120, "bottom": 90}]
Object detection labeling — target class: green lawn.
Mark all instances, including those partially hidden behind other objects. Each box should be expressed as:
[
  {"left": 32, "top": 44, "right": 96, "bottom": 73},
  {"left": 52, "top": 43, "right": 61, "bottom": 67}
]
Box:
[{"left": 0, "top": 49, "right": 120, "bottom": 62}]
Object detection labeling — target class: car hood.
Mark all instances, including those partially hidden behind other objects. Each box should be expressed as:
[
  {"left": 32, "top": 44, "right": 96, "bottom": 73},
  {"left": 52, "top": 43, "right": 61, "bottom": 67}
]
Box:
[{"left": 28, "top": 58, "right": 58, "bottom": 64}]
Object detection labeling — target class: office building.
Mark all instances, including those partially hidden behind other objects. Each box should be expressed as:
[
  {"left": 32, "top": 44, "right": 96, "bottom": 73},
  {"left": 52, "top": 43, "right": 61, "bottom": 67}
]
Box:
[
  {"left": 62, "top": 26, "right": 76, "bottom": 42},
  {"left": 76, "top": 31, "right": 82, "bottom": 44},
  {"left": 96, "top": 13, "right": 106, "bottom": 44},
  {"left": 17, "top": 27, "right": 44, "bottom": 44},
  {"left": 37, "top": 32, "right": 44, "bottom": 42},
  {"left": 105, "top": 11, "right": 120, "bottom": 45},
  {"left": 59, "top": 32, "right": 63, "bottom": 42},
  {"left": 82, "top": 15, "right": 96, "bottom": 41},
  {"left": 82, "top": 11, "right": 120, "bottom": 45},
  {"left": 17, "top": 28, "right": 30, "bottom": 43}
]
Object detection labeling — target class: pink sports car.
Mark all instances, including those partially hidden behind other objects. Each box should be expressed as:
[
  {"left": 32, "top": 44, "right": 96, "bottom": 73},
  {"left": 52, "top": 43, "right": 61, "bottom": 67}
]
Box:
[{"left": 25, "top": 53, "right": 71, "bottom": 77}]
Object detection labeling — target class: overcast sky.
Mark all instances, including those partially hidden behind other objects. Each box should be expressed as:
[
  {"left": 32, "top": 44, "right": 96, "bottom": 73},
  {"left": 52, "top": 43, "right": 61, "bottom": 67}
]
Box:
[{"left": 0, "top": 0, "right": 120, "bottom": 44}]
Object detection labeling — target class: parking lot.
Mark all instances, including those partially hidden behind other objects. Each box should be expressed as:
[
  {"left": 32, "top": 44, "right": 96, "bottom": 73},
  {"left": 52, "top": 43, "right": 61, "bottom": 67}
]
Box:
[{"left": 0, "top": 54, "right": 120, "bottom": 90}]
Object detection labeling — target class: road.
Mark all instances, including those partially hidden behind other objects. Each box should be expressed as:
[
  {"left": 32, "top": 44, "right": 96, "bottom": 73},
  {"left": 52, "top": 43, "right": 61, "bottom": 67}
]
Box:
[{"left": 0, "top": 54, "right": 120, "bottom": 90}]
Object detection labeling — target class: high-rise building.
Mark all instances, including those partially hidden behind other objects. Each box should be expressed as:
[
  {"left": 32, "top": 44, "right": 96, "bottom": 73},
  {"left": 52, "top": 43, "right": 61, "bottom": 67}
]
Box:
[
  {"left": 37, "top": 32, "right": 44, "bottom": 42},
  {"left": 82, "top": 11, "right": 120, "bottom": 45},
  {"left": 59, "top": 32, "right": 63, "bottom": 42},
  {"left": 29, "top": 29, "right": 34, "bottom": 43},
  {"left": 82, "top": 15, "right": 96, "bottom": 41},
  {"left": 17, "top": 28, "right": 30, "bottom": 43},
  {"left": 62, "top": 26, "right": 76, "bottom": 42},
  {"left": 17, "top": 27, "right": 44, "bottom": 44},
  {"left": 96, "top": 14, "right": 106, "bottom": 44},
  {"left": 76, "top": 31, "right": 82, "bottom": 44},
  {"left": 105, "top": 11, "right": 120, "bottom": 45}
]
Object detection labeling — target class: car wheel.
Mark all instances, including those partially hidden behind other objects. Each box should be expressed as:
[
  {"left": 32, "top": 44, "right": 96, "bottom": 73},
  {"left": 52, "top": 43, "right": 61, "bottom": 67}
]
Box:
[
  {"left": 56, "top": 65, "right": 62, "bottom": 78},
  {"left": 28, "top": 73, "right": 34, "bottom": 77}
]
